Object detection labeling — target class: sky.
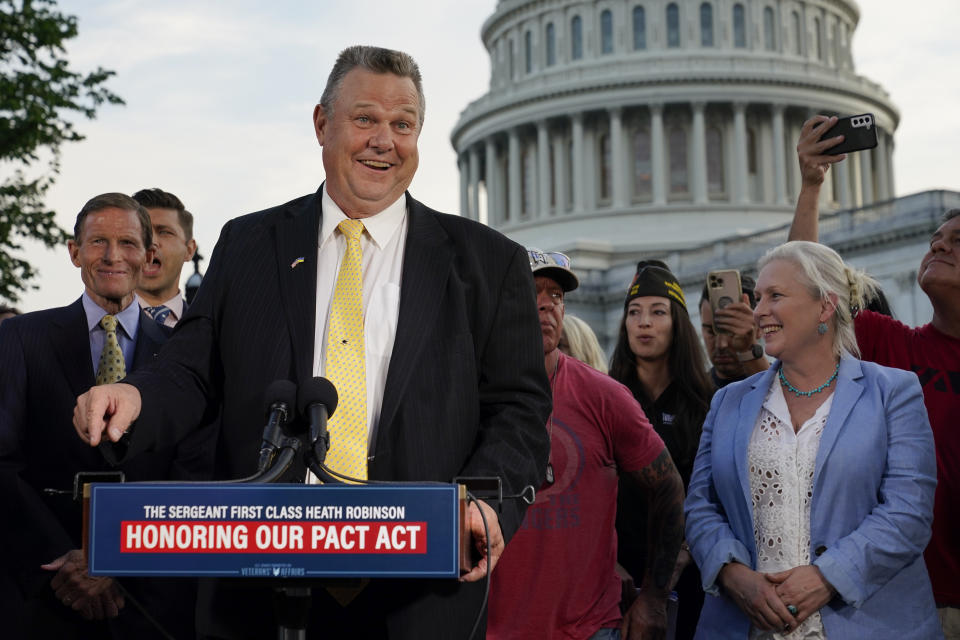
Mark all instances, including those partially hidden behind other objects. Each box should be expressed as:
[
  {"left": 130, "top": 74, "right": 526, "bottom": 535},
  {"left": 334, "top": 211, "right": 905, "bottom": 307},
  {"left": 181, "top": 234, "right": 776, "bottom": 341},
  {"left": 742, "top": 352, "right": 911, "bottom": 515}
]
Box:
[{"left": 10, "top": 0, "right": 960, "bottom": 312}]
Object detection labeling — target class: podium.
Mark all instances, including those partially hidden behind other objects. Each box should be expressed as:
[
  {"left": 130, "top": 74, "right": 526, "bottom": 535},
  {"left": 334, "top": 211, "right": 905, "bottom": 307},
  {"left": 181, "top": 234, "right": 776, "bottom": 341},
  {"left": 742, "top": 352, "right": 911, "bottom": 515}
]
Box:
[
  {"left": 87, "top": 482, "right": 468, "bottom": 579},
  {"left": 85, "top": 482, "right": 475, "bottom": 638}
]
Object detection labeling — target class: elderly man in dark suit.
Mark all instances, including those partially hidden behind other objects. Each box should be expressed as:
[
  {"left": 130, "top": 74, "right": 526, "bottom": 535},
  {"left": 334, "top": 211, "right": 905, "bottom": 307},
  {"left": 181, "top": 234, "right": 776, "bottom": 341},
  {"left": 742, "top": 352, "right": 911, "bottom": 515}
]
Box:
[
  {"left": 0, "top": 193, "right": 195, "bottom": 638},
  {"left": 74, "top": 46, "right": 551, "bottom": 639}
]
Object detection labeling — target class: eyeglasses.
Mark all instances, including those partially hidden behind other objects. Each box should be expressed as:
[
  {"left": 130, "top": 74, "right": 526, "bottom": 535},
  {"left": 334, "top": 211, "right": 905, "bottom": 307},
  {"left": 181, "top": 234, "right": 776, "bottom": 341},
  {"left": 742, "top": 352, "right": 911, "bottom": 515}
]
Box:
[{"left": 527, "top": 248, "right": 571, "bottom": 269}]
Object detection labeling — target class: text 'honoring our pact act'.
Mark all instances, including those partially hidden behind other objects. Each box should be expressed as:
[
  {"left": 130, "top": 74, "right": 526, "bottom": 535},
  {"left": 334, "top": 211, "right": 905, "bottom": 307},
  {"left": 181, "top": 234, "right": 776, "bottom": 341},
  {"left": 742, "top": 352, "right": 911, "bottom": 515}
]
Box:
[{"left": 120, "top": 521, "right": 427, "bottom": 553}]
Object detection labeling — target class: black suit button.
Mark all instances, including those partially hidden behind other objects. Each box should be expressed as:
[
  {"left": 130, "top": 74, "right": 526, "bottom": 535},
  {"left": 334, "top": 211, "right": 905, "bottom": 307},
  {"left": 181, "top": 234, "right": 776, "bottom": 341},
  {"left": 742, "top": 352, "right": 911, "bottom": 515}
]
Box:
[{"left": 814, "top": 545, "right": 827, "bottom": 556}]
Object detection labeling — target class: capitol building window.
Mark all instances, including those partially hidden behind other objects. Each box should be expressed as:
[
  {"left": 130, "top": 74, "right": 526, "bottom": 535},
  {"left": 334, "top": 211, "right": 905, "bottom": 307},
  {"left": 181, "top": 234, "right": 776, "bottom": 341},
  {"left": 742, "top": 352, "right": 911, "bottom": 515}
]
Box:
[
  {"left": 700, "top": 3, "right": 713, "bottom": 48},
  {"left": 632, "top": 6, "right": 646, "bottom": 51},
  {"left": 733, "top": 4, "right": 746, "bottom": 48},
  {"left": 571, "top": 15, "right": 583, "bottom": 60},
  {"left": 667, "top": 3, "right": 681, "bottom": 48},
  {"left": 600, "top": 10, "right": 613, "bottom": 55}
]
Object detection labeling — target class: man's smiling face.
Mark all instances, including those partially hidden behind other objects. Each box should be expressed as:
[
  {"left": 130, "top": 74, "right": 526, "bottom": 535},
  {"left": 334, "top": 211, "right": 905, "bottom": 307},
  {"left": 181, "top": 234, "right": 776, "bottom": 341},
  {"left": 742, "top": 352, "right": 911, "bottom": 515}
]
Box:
[
  {"left": 918, "top": 214, "right": 960, "bottom": 299},
  {"left": 68, "top": 207, "right": 150, "bottom": 313},
  {"left": 313, "top": 68, "right": 421, "bottom": 218}
]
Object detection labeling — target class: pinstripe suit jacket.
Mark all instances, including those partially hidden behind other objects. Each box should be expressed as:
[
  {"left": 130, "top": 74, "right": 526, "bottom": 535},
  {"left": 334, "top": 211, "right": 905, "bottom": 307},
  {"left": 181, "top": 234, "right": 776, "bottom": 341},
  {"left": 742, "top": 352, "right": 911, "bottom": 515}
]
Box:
[
  {"left": 120, "top": 188, "right": 552, "bottom": 638},
  {"left": 0, "top": 299, "right": 170, "bottom": 586}
]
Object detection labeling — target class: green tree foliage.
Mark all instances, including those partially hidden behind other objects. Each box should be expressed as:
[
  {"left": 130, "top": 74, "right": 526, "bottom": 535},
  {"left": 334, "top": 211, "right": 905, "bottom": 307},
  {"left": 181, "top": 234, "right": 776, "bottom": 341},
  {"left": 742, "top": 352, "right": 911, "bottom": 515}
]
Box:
[{"left": 0, "top": 0, "right": 123, "bottom": 302}]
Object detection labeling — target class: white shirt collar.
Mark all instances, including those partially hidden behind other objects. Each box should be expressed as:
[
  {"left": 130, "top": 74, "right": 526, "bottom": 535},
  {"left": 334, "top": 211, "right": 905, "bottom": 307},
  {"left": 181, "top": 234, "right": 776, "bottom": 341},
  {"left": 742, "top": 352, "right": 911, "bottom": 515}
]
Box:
[
  {"left": 319, "top": 184, "right": 407, "bottom": 250},
  {"left": 140, "top": 292, "right": 184, "bottom": 318}
]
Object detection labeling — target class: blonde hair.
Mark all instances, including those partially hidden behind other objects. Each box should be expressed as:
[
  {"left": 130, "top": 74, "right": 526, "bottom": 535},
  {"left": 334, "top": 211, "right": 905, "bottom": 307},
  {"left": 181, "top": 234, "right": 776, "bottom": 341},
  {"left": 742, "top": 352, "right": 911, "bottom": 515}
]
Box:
[
  {"left": 560, "top": 315, "right": 608, "bottom": 372},
  {"left": 758, "top": 241, "right": 878, "bottom": 358}
]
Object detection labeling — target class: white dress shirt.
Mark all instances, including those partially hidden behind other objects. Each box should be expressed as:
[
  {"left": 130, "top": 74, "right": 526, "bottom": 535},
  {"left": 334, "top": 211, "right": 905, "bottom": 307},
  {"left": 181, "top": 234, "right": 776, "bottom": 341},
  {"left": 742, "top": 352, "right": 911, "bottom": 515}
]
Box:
[
  {"left": 140, "top": 292, "right": 185, "bottom": 328},
  {"left": 747, "top": 379, "right": 834, "bottom": 640},
  {"left": 311, "top": 185, "right": 407, "bottom": 448}
]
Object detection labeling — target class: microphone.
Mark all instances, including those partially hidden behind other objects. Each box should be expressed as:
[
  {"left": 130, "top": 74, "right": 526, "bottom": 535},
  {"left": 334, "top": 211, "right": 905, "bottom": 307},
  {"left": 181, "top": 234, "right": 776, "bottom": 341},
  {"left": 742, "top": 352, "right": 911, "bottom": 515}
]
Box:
[
  {"left": 257, "top": 380, "right": 297, "bottom": 473},
  {"left": 297, "top": 377, "right": 338, "bottom": 467}
]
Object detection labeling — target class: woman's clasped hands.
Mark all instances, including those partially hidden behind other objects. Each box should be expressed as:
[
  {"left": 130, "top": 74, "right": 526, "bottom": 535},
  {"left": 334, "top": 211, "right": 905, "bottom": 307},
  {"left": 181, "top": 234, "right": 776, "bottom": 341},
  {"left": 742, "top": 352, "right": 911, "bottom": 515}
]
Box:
[{"left": 719, "top": 562, "right": 835, "bottom": 634}]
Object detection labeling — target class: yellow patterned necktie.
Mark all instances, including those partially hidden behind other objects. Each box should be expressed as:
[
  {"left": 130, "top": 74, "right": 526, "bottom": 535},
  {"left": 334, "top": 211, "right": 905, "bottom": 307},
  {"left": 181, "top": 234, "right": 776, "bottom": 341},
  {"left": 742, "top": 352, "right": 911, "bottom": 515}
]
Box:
[
  {"left": 96, "top": 314, "right": 127, "bottom": 385},
  {"left": 324, "top": 219, "right": 368, "bottom": 481}
]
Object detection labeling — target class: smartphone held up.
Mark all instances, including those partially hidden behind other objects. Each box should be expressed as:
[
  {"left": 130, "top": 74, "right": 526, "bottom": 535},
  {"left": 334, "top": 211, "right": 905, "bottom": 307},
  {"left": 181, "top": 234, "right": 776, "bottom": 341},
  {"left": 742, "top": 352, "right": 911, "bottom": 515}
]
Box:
[
  {"left": 819, "top": 113, "right": 878, "bottom": 155},
  {"left": 707, "top": 269, "right": 742, "bottom": 334}
]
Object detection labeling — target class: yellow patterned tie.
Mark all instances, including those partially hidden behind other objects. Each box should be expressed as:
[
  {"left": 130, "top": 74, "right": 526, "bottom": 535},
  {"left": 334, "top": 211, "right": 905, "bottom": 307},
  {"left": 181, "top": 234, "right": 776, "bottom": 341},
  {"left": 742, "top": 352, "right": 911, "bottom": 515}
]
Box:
[
  {"left": 324, "top": 219, "right": 368, "bottom": 481},
  {"left": 96, "top": 315, "right": 127, "bottom": 385}
]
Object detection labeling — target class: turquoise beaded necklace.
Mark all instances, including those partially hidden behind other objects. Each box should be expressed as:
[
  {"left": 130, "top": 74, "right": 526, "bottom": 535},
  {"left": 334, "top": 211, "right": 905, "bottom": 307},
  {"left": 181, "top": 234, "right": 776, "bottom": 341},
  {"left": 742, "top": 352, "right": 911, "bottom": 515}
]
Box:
[{"left": 778, "top": 362, "right": 840, "bottom": 398}]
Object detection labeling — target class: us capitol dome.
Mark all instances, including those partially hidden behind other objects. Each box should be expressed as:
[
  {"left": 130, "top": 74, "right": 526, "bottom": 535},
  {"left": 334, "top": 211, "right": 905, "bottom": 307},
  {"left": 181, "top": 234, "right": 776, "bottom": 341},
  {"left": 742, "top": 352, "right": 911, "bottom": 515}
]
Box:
[{"left": 451, "top": 0, "right": 958, "bottom": 348}]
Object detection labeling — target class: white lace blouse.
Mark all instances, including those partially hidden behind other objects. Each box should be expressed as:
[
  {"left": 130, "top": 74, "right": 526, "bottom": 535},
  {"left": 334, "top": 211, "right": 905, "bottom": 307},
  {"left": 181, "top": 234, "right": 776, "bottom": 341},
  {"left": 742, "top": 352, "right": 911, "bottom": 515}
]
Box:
[{"left": 747, "top": 378, "right": 834, "bottom": 640}]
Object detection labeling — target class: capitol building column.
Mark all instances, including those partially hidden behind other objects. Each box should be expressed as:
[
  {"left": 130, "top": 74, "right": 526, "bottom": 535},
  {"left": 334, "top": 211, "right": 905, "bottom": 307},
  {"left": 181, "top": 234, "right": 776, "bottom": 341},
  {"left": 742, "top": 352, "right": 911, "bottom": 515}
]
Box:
[
  {"left": 691, "top": 102, "right": 707, "bottom": 205},
  {"left": 733, "top": 102, "right": 748, "bottom": 205},
  {"left": 458, "top": 153, "right": 469, "bottom": 219},
  {"left": 484, "top": 137, "right": 498, "bottom": 224},
  {"left": 876, "top": 130, "right": 890, "bottom": 201},
  {"left": 508, "top": 128, "right": 521, "bottom": 220},
  {"left": 849, "top": 152, "right": 863, "bottom": 207},
  {"left": 469, "top": 146, "right": 481, "bottom": 221},
  {"left": 537, "top": 120, "right": 551, "bottom": 217},
  {"left": 610, "top": 107, "right": 628, "bottom": 208},
  {"left": 836, "top": 153, "right": 852, "bottom": 209},
  {"left": 886, "top": 133, "right": 896, "bottom": 196},
  {"left": 860, "top": 142, "right": 874, "bottom": 206},
  {"left": 650, "top": 103, "right": 666, "bottom": 206},
  {"left": 571, "top": 113, "right": 585, "bottom": 213},
  {"left": 772, "top": 104, "right": 789, "bottom": 206},
  {"left": 552, "top": 129, "right": 568, "bottom": 214}
]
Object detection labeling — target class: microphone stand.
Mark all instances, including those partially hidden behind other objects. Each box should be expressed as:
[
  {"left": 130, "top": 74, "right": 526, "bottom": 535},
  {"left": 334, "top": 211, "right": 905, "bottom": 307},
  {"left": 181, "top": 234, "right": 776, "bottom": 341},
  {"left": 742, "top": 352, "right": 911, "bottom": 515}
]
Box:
[
  {"left": 227, "top": 437, "right": 302, "bottom": 484},
  {"left": 235, "top": 434, "right": 309, "bottom": 638},
  {"left": 260, "top": 404, "right": 337, "bottom": 639},
  {"left": 304, "top": 401, "right": 340, "bottom": 484}
]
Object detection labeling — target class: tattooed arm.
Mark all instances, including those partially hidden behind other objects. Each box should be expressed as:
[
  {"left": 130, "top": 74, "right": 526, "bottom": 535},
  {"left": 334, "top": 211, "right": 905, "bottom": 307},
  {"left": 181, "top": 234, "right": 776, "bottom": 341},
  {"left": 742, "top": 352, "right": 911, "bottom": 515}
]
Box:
[{"left": 619, "top": 447, "right": 685, "bottom": 640}]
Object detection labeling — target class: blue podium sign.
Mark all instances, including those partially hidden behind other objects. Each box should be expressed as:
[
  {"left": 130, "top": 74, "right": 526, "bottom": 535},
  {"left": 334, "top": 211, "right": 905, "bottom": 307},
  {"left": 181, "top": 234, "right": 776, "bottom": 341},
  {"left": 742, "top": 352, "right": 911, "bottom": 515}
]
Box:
[{"left": 87, "top": 483, "right": 461, "bottom": 578}]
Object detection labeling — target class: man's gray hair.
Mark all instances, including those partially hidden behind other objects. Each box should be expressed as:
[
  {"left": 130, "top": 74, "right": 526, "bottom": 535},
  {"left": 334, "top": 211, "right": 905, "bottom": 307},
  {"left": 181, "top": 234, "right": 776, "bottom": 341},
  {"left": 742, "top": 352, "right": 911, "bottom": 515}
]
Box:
[{"left": 319, "top": 45, "right": 425, "bottom": 126}]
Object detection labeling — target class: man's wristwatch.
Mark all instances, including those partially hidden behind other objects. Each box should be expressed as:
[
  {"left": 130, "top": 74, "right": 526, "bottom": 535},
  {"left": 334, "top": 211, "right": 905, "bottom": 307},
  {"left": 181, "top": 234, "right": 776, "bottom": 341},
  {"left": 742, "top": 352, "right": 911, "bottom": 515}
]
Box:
[{"left": 737, "top": 343, "right": 764, "bottom": 362}]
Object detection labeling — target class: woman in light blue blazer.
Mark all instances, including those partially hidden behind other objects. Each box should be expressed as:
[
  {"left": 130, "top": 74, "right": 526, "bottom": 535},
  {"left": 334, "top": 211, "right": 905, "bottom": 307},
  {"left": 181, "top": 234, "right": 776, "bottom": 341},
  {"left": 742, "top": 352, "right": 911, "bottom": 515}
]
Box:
[{"left": 685, "top": 241, "right": 941, "bottom": 639}]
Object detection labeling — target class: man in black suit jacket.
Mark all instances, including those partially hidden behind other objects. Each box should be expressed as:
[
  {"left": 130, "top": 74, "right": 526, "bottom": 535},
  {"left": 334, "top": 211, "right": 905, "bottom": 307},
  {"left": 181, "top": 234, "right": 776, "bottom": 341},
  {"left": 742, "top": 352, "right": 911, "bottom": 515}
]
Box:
[
  {"left": 0, "top": 193, "right": 195, "bottom": 638},
  {"left": 75, "top": 46, "right": 551, "bottom": 638}
]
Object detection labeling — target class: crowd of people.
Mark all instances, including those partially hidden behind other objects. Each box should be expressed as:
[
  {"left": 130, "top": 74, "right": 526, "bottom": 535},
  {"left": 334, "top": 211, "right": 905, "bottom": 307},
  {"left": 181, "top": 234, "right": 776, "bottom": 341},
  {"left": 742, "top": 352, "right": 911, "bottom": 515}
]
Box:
[{"left": 0, "top": 44, "right": 955, "bottom": 640}]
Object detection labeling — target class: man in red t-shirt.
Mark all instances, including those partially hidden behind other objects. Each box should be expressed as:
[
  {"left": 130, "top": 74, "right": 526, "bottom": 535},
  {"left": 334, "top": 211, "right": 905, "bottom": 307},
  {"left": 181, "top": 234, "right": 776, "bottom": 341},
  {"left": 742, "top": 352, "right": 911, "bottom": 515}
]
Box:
[
  {"left": 791, "top": 115, "right": 960, "bottom": 639},
  {"left": 486, "top": 249, "right": 685, "bottom": 640}
]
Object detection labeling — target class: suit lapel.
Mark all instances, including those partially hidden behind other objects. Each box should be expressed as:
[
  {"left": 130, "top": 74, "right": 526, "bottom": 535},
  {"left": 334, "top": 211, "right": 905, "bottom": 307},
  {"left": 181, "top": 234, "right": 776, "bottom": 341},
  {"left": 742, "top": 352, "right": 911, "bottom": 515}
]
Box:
[
  {"left": 735, "top": 365, "right": 777, "bottom": 515},
  {"left": 274, "top": 189, "right": 322, "bottom": 384},
  {"left": 132, "top": 311, "right": 166, "bottom": 369},
  {"left": 812, "top": 356, "right": 864, "bottom": 491},
  {"left": 52, "top": 299, "right": 96, "bottom": 397},
  {"left": 375, "top": 195, "right": 453, "bottom": 449}
]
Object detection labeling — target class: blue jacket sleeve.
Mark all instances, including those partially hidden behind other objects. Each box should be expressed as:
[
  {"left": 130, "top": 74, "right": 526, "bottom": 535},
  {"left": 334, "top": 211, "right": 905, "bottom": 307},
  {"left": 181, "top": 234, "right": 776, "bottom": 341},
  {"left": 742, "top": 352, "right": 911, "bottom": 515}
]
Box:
[
  {"left": 812, "top": 371, "right": 936, "bottom": 608},
  {"left": 684, "top": 385, "right": 752, "bottom": 595}
]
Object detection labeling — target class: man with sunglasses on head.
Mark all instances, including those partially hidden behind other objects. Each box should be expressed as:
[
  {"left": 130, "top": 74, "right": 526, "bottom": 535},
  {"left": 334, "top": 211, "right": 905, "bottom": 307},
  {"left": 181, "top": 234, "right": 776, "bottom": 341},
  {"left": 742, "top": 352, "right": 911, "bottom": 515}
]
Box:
[{"left": 486, "top": 249, "right": 685, "bottom": 640}]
